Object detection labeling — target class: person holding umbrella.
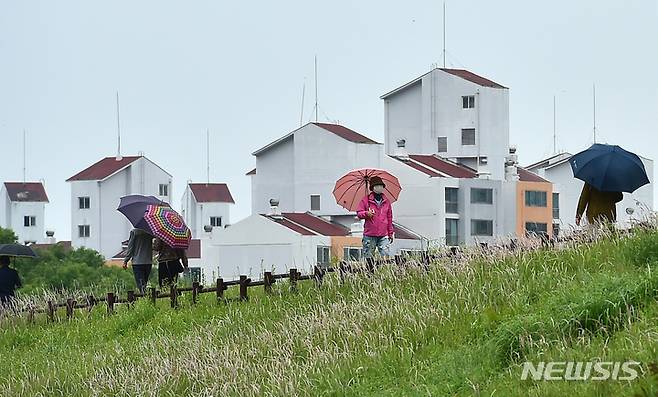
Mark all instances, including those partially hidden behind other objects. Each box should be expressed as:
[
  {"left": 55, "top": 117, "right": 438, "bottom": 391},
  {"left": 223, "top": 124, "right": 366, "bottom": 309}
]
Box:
[
  {"left": 575, "top": 183, "right": 623, "bottom": 226},
  {"left": 153, "top": 238, "right": 188, "bottom": 287},
  {"left": 123, "top": 228, "right": 153, "bottom": 294},
  {"left": 356, "top": 176, "right": 394, "bottom": 258},
  {"left": 0, "top": 256, "right": 22, "bottom": 305}
]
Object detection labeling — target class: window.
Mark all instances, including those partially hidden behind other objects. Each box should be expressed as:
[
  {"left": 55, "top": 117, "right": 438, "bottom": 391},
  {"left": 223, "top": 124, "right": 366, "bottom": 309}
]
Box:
[
  {"left": 310, "top": 195, "right": 321, "bottom": 211},
  {"left": 445, "top": 188, "right": 458, "bottom": 213},
  {"left": 438, "top": 136, "right": 448, "bottom": 152},
  {"left": 343, "top": 247, "right": 361, "bottom": 261},
  {"left": 78, "top": 225, "right": 90, "bottom": 238},
  {"left": 461, "top": 128, "right": 476, "bottom": 145},
  {"left": 184, "top": 267, "right": 202, "bottom": 283},
  {"left": 78, "top": 196, "right": 90, "bottom": 209},
  {"left": 525, "top": 191, "right": 547, "bottom": 207},
  {"left": 471, "top": 219, "right": 493, "bottom": 236},
  {"left": 159, "top": 184, "right": 169, "bottom": 196},
  {"left": 462, "top": 95, "right": 475, "bottom": 109},
  {"left": 470, "top": 188, "right": 493, "bottom": 204},
  {"left": 552, "top": 192, "right": 560, "bottom": 219},
  {"left": 446, "top": 218, "right": 459, "bottom": 245},
  {"left": 23, "top": 216, "right": 36, "bottom": 227},
  {"left": 552, "top": 223, "right": 560, "bottom": 238},
  {"left": 317, "top": 246, "right": 331, "bottom": 265},
  {"left": 525, "top": 222, "right": 548, "bottom": 237},
  {"left": 210, "top": 216, "right": 222, "bottom": 227}
]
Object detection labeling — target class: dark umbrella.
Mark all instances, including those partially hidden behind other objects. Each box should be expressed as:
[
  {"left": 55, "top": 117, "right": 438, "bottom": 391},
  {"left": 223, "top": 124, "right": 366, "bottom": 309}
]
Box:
[
  {"left": 117, "top": 195, "right": 169, "bottom": 231},
  {"left": 569, "top": 143, "right": 650, "bottom": 193},
  {"left": 0, "top": 244, "right": 38, "bottom": 258}
]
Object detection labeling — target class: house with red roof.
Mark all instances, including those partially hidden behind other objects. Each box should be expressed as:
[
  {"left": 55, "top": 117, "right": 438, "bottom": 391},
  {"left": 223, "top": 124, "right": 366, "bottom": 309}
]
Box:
[
  {"left": 66, "top": 155, "right": 172, "bottom": 259},
  {"left": 0, "top": 182, "right": 49, "bottom": 244},
  {"left": 181, "top": 183, "right": 235, "bottom": 237}
]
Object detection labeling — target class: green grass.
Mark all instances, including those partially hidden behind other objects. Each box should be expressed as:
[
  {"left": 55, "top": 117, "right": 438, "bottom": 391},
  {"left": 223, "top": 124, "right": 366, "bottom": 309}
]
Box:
[{"left": 1, "top": 227, "right": 658, "bottom": 396}]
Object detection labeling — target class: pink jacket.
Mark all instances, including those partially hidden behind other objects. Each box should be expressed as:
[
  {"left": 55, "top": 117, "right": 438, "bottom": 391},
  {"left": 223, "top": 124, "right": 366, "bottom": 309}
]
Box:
[{"left": 356, "top": 193, "right": 394, "bottom": 237}]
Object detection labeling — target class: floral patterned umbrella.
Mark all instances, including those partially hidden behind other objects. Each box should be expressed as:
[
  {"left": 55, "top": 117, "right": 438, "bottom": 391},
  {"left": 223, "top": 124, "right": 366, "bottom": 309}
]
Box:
[{"left": 143, "top": 205, "right": 191, "bottom": 249}]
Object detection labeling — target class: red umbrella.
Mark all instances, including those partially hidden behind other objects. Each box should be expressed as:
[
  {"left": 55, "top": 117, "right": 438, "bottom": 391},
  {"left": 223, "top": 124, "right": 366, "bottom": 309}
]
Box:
[{"left": 333, "top": 168, "right": 402, "bottom": 211}]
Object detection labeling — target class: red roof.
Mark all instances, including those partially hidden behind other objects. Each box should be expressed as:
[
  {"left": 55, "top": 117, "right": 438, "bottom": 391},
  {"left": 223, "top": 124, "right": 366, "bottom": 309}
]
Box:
[
  {"left": 440, "top": 68, "right": 507, "bottom": 89},
  {"left": 66, "top": 156, "right": 141, "bottom": 182},
  {"left": 390, "top": 156, "right": 441, "bottom": 177},
  {"left": 246, "top": 168, "right": 256, "bottom": 176},
  {"left": 409, "top": 155, "right": 478, "bottom": 178},
  {"left": 282, "top": 213, "right": 350, "bottom": 236},
  {"left": 4, "top": 182, "right": 49, "bottom": 202},
  {"left": 264, "top": 215, "right": 317, "bottom": 235},
  {"left": 312, "top": 123, "right": 379, "bottom": 144},
  {"left": 517, "top": 167, "right": 550, "bottom": 183},
  {"left": 189, "top": 183, "right": 235, "bottom": 203},
  {"left": 30, "top": 241, "right": 72, "bottom": 251}
]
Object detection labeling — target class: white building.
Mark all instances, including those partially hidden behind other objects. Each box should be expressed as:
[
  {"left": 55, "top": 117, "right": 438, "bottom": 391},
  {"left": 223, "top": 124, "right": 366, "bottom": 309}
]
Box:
[
  {"left": 66, "top": 155, "right": 172, "bottom": 259},
  {"left": 526, "top": 152, "right": 654, "bottom": 231},
  {"left": 249, "top": 122, "right": 383, "bottom": 217},
  {"left": 381, "top": 68, "right": 509, "bottom": 180},
  {"left": 181, "top": 183, "right": 235, "bottom": 238},
  {"left": 0, "top": 182, "right": 49, "bottom": 244}
]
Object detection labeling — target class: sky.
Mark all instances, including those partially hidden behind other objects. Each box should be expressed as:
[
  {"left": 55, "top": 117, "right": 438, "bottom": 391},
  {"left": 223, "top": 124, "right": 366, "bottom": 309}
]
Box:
[{"left": 1, "top": 0, "right": 657, "bottom": 240}]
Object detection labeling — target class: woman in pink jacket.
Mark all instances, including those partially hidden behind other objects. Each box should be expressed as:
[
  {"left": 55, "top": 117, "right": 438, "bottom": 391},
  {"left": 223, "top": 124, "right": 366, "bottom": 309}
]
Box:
[{"left": 356, "top": 176, "right": 394, "bottom": 258}]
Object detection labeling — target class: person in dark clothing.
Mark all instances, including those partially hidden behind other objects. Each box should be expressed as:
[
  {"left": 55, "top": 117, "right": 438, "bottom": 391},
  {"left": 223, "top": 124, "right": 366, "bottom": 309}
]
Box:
[
  {"left": 576, "top": 182, "right": 624, "bottom": 226},
  {"left": 153, "top": 238, "right": 188, "bottom": 288},
  {"left": 0, "top": 255, "right": 22, "bottom": 305},
  {"left": 123, "top": 229, "right": 154, "bottom": 294}
]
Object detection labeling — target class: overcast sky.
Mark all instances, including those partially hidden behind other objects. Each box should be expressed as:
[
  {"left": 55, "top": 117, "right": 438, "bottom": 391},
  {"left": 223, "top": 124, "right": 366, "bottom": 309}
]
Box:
[{"left": 1, "top": 0, "right": 656, "bottom": 240}]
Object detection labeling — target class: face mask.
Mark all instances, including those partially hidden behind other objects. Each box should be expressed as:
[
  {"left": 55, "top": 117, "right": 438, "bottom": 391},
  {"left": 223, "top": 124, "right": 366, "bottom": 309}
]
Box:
[{"left": 373, "top": 185, "right": 385, "bottom": 194}]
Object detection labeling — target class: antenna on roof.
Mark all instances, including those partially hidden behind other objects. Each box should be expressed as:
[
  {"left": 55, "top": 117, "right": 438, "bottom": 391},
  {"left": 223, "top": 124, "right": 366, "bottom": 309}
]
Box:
[
  {"left": 116, "top": 91, "right": 123, "bottom": 161},
  {"left": 314, "top": 55, "right": 319, "bottom": 122},
  {"left": 299, "top": 78, "right": 306, "bottom": 126},
  {"left": 22, "top": 129, "right": 26, "bottom": 184},
  {"left": 206, "top": 128, "right": 210, "bottom": 185},
  {"left": 442, "top": 2, "right": 447, "bottom": 68},
  {"left": 592, "top": 83, "right": 597, "bottom": 144},
  {"left": 553, "top": 95, "right": 556, "bottom": 153}
]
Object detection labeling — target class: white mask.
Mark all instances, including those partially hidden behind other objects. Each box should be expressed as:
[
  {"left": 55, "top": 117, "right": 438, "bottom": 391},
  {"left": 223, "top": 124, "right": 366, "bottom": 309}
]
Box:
[{"left": 373, "top": 185, "right": 385, "bottom": 194}]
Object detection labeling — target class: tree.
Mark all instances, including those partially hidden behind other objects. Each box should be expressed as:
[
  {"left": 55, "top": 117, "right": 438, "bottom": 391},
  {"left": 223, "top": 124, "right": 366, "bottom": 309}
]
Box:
[{"left": 0, "top": 227, "right": 18, "bottom": 244}]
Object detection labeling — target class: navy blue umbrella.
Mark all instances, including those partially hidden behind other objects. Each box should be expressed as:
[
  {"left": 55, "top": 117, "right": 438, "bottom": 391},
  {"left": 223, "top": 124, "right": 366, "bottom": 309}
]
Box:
[
  {"left": 0, "top": 244, "right": 37, "bottom": 258},
  {"left": 569, "top": 144, "right": 650, "bottom": 193},
  {"left": 117, "top": 195, "right": 169, "bottom": 231}
]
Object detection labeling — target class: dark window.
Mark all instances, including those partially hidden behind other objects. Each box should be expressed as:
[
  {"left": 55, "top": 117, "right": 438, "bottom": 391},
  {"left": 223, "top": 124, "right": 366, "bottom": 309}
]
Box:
[
  {"left": 445, "top": 188, "right": 458, "bottom": 213},
  {"left": 525, "top": 222, "right": 548, "bottom": 237},
  {"left": 438, "top": 136, "right": 448, "bottom": 152},
  {"left": 78, "top": 225, "right": 90, "bottom": 238},
  {"left": 78, "top": 196, "right": 90, "bottom": 209},
  {"left": 525, "top": 191, "right": 547, "bottom": 207},
  {"left": 446, "top": 218, "right": 459, "bottom": 245},
  {"left": 183, "top": 267, "right": 202, "bottom": 283},
  {"left": 317, "top": 246, "right": 331, "bottom": 265},
  {"left": 311, "top": 195, "right": 321, "bottom": 211},
  {"left": 462, "top": 95, "right": 475, "bottom": 109},
  {"left": 23, "top": 216, "right": 36, "bottom": 227},
  {"left": 461, "top": 128, "right": 476, "bottom": 145},
  {"left": 159, "top": 184, "right": 168, "bottom": 196},
  {"left": 470, "top": 188, "right": 493, "bottom": 204},
  {"left": 552, "top": 192, "right": 560, "bottom": 219},
  {"left": 210, "top": 216, "right": 222, "bottom": 227},
  {"left": 552, "top": 223, "right": 560, "bottom": 238},
  {"left": 343, "top": 247, "right": 361, "bottom": 261},
  {"left": 471, "top": 219, "right": 493, "bottom": 236}
]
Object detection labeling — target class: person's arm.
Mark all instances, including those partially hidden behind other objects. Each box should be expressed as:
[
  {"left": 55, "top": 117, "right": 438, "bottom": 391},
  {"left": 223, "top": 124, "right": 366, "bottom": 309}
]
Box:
[
  {"left": 356, "top": 196, "right": 369, "bottom": 219},
  {"left": 124, "top": 231, "right": 135, "bottom": 266},
  {"left": 179, "top": 250, "right": 188, "bottom": 269},
  {"left": 576, "top": 184, "right": 591, "bottom": 224},
  {"left": 14, "top": 270, "right": 22, "bottom": 289},
  {"left": 387, "top": 204, "right": 394, "bottom": 241}
]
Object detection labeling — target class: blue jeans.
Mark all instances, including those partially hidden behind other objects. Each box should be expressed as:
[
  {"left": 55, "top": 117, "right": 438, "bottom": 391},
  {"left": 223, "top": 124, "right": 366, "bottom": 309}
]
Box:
[
  {"left": 132, "top": 264, "right": 152, "bottom": 294},
  {"left": 362, "top": 236, "right": 391, "bottom": 258}
]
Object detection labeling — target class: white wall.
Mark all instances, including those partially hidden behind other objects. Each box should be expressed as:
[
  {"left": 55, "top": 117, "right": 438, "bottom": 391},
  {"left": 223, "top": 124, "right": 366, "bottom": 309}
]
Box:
[
  {"left": 181, "top": 187, "right": 232, "bottom": 238},
  {"left": 252, "top": 137, "right": 295, "bottom": 214}
]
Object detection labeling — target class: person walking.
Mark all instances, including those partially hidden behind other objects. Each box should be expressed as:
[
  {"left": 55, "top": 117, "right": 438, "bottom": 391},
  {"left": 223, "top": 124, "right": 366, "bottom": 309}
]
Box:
[
  {"left": 153, "top": 238, "right": 188, "bottom": 288},
  {"left": 575, "top": 182, "right": 624, "bottom": 226},
  {"left": 0, "top": 256, "right": 21, "bottom": 305},
  {"left": 356, "top": 176, "right": 394, "bottom": 258},
  {"left": 123, "top": 228, "right": 153, "bottom": 294}
]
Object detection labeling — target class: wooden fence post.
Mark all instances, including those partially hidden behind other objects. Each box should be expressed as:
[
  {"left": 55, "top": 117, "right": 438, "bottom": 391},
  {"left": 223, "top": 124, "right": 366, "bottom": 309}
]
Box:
[
  {"left": 239, "top": 275, "right": 249, "bottom": 301},
  {"left": 192, "top": 281, "right": 199, "bottom": 304},
  {"left": 264, "top": 271, "right": 274, "bottom": 294},
  {"left": 149, "top": 287, "right": 157, "bottom": 305},
  {"left": 170, "top": 284, "right": 178, "bottom": 308},
  {"left": 216, "top": 278, "right": 225, "bottom": 301},
  {"left": 107, "top": 292, "right": 115, "bottom": 315},
  {"left": 87, "top": 295, "right": 96, "bottom": 312},
  {"left": 27, "top": 307, "right": 35, "bottom": 324},
  {"left": 46, "top": 300, "right": 55, "bottom": 322},
  {"left": 313, "top": 266, "right": 324, "bottom": 288},
  {"left": 127, "top": 290, "right": 136, "bottom": 306},
  {"left": 289, "top": 268, "right": 298, "bottom": 292},
  {"left": 66, "top": 298, "right": 75, "bottom": 319}
]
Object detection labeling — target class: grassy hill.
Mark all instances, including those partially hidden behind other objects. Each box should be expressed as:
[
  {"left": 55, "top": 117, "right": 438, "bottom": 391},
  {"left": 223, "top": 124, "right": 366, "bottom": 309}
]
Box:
[{"left": 1, "top": 226, "right": 658, "bottom": 396}]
